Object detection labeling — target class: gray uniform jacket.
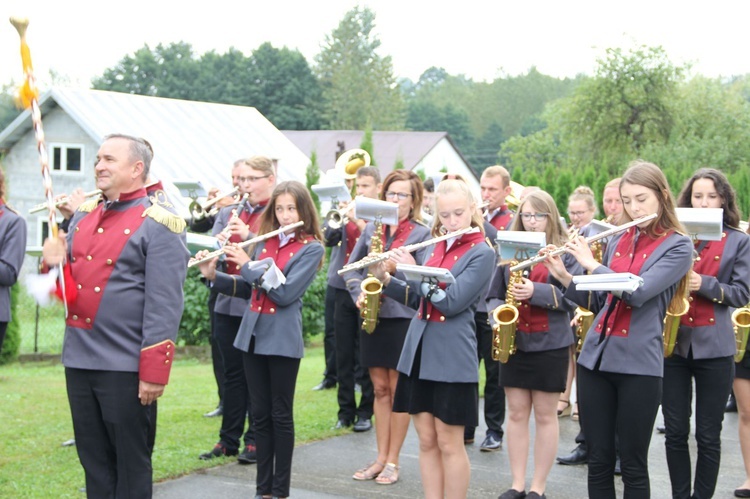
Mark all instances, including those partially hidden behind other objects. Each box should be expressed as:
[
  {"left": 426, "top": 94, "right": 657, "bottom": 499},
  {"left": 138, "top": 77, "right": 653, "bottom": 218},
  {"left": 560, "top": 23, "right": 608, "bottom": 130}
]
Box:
[
  {"left": 343, "top": 220, "right": 431, "bottom": 319},
  {"left": 384, "top": 240, "right": 496, "bottom": 383},
  {"left": 0, "top": 205, "right": 27, "bottom": 322},
  {"left": 567, "top": 230, "right": 693, "bottom": 377},
  {"left": 674, "top": 226, "right": 750, "bottom": 359},
  {"left": 61, "top": 190, "right": 189, "bottom": 379},
  {"left": 476, "top": 221, "right": 500, "bottom": 315},
  {"left": 212, "top": 236, "right": 324, "bottom": 359},
  {"left": 322, "top": 219, "right": 357, "bottom": 291},
  {"left": 486, "top": 254, "right": 578, "bottom": 352}
]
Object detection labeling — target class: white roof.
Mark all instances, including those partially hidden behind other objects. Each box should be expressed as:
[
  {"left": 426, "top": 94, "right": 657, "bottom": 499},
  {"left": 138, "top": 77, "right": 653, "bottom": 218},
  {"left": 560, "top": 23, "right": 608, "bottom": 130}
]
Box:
[{"left": 0, "top": 88, "right": 311, "bottom": 216}]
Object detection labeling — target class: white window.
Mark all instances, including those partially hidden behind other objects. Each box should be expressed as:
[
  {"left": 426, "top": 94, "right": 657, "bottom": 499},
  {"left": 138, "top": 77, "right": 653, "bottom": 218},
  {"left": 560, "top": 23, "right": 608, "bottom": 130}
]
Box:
[
  {"left": 49, "top": 143, "right": 84, "bottom": 174},
  {"left": 37, "top": 219, "right": 49, "bottom": 247}
]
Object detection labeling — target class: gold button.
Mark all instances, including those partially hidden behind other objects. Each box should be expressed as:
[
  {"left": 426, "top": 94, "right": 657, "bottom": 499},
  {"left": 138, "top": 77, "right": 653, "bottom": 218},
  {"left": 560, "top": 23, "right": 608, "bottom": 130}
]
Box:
[
  {"left": 77, "top": 284, "right": 82, "bottom": 290},
  {"left": 164, "top": 359, "right": 170, "bottom": 364},
  {"left": 431, "top": 253, "right": 434, "bottom": 257},
  {"left": 258, "top": 306, "right": 262, "bottom": 311},
  {"left": 270, "top": 307, "right": 275, "bottom": 313},
  {"left": 86, "top": 255, "right": 92, "bottom": 261},
  {"left": 607, "top": 327, "right": 611, "bottom": 332},
  {"left": 525, "top": 323, "right": 530, "bottom": 327},
  {"left": 124, "top": 229, "right": 131, "bottom": 235},
  {"left": 454, "top": 256, "right": 458, "bottom": 261},
  {"left": 626, "top": 306, "right": 632, "bottom": 310},
  {"left": 166, "top": 351, "right": 171, "bottom": 357},
  {"left": 622, "top": 329, "right": 627, "bottom": 334},
  {"left": 71, "top": 257, "right": 76, "bottom": 262},
  {"left": 290, "top": 252, "right": 294, "bottom": 257},
  {"left": 714, "top": 255, "right": 720, "bottom": 261},
  {"left": 166, "top": 344, "right": 172, "bottom": 349},
  {"left": 696, "top": 257, "right": 701, "bottom": 262},
  {"left": 615, "top": 252, "right": 620, "bottom": 257},
  {"left": 107, "top": 259, "right": 113, "bottom": 265},
  {"left": 262, "top": 248, "right": 267, "bottom": 253},
  {"left": 689, "top": 317, "right": 694, "bottom": 322},
  {"left": 709, "top": 318, "right": 715, "bottom": 323},
  {"left": 471, "top": 243, "right": 475, "bottom": 247},
  {"left": 643, "top": 253, "right": 647, "bottom": 258},
  {"left": 94, "top": 287, "right": 101, "bottom": 293},
  {"left": 440, "top": 316, "right": 445, "bottom": 322},
  {"left": 235, "top": 265, "right": 240, "bottom": 270},
  {"left": 713, "top": 298, "right": 718, "bottom": 302},
  {"left": 85, "top": 318, "right": 91, "bottom": 324},
  {"left": 75, "top": 227, "right": 80, "bottom": 232},
  {"left": 426, "top": 314, "right": 431, "bottom": 319},
  {"left": 689, "top": 296, "right": 694, "bottom": 302},
  {"left": 72, "top": 315, "right": 79, "bottom": 320},
  {"left": 629, "top": 253, "right": 633, "bottom": 258},
  {"left": 97, "top": 228, "right": 104, "bottom": 233}
]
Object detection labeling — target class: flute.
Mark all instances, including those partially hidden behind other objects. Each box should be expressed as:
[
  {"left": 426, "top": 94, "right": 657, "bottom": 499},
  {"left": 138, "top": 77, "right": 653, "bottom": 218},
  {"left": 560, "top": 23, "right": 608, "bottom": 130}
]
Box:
[
  {"left": 510, "top": 213, "right": 657, "bottom": 273},
  {"left": 337, "top": 226, "right": 476, "bottom": 275},
  {"left": 29, "top": 189, "right": 102, "bottom": 214},
  {"left": 188, "top": 221, "right": 304, "bottom": 268},
  {"left": 215, "top": 193, "right": 250, "bottom": 248}
]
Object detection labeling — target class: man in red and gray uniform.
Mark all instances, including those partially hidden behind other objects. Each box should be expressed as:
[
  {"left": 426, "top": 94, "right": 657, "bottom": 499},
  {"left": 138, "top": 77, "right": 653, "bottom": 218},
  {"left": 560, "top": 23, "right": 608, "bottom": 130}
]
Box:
[{"left": 43, "top": 134, "right": 189, "bottom": 498}]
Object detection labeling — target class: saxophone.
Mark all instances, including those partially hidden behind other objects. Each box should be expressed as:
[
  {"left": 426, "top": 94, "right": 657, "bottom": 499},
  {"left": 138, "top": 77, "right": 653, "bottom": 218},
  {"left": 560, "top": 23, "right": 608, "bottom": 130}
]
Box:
[
  {"left": 360, "top": 220, "right": 384, "bottom": 334},
  {"left": 491, "top": 261, "right": 521, "bottom": 363},
  {"left": 574, "top": 307, "right": 594, "bottom": 353},
  {"left": 734, "top": 304, "right": 750, "bottom": 363},
  {"left": 663, "top": 296, "right": 690, "bottom": 358}
]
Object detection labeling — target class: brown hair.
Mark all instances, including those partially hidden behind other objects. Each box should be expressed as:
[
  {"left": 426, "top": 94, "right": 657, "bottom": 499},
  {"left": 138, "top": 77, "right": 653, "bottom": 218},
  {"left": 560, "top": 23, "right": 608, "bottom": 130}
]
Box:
[
  {"left": 568, "top": 185, "right": 598, "bottom": 217},
  {"left": 510, "top": 190, "right": 567, "bottom": 247},
  {"left": 380, "top": 170, "right": 424, "bottom": 222},
  {"left": 244, "top": 156, "right": 276, "bottom": 177},
  {"left": 676, "top": 168, "right": 741, "bottom": 228},
  {"left": 481, "top": 165, "right": 510, "bottom": 189},
  {"left": 430, "top": 179, "right": 485, "bottom": 237},
  {"left": 357, "top": 166, "right": 381, "bottom": 184},
  {"left": 253, "top": 181, "right": 324, "bottom": 267},
  {"left": 620, "top": 160, "right": 685, "bottom": 238}
]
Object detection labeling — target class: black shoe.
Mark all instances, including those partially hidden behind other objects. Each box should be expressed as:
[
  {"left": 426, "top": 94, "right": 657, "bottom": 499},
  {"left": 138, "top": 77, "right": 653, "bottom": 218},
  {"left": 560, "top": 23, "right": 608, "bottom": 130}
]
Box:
[
  {"left": 464, "top": 429, "right": 475, "bottom": 445},
  {"left": 498, "top": 489, "right": 526, "bottom": 499},
  {"left": 727, "top": 396, "right": 739, "bottom": 413},
  {"left": 735, "top": 488, "right": 750, "bottom": 497},
  {"left": 238, "top": 443, "right": 257, "bottom": 464},
  {"left": 312, "top": 378, "right": 336, "bottom": 391},
  {"left": 614, "top": 456, "right": 622, "bottom": 475},
  {"left": 353, "top": 416, "right": 372, "bottom": 432},
  {"left": 203, "top": 406, "right": 223, "bottom": 418},
  {"left": 333, "top": 419, "right": 352, "bottom": 430},
  {"left": 526, "top": 493, "right": 546, "bottom": 499},
  {"left": 199, "top": 443, "right": 238, "bottom": 460},
  {"left": 656, "top": 425, "right": 666, "bottom": 434},
  {"left": 557, "top": 444, "right": 588, "bottom": 465},
  {"left": 480, "top": 432, "right": 503, "bottom": 452}
]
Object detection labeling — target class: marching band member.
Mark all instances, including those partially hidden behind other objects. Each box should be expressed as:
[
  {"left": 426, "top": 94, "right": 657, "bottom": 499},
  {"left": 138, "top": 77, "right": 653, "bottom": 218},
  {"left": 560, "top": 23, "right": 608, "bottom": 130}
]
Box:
[
  {"left": 545, "top": 160, "right": 693, "bottom": 499},
  {"left": 345, "top": 170, "right": 430, "bottom": 485},
  {"left": 199, "top": 156, "right": 276, "bottom": 463},
  {"left": 465, "top": 165, "right": 514, "bottom": 449},
  {"left": 196, "top": 180, "right": 324, "bottom": 499},
  {"left": 738, "top": 221, "right": 750, "bottom": 499},
  {"left": 602, "top": 178, "right": 624, "bottom": 225},
  {"left": 488, "top": 190, "right": 577, "bottom": 499},
  {"left": 0, "top": 169, "right": 26, "bottom": 353},
  {"left": 371, "top": 178, "right": 494, "bottom": 498},
  {"left": 326, "top": 166, "right": 379, "bottom": 427}
]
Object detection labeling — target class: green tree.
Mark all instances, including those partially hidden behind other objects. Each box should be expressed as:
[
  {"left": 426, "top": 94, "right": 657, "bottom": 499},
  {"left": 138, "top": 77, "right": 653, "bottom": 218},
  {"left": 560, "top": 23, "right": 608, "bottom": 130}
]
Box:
[
  {"left": 306, "top": 151, "right": 321, "bottom": 213},
  {"left": 0, "top": 82, "right": 22, "bottom": 132},
  {"left": 314, "top": 6, "right": 404, "bottom": 129},
  {"left": 360, "top": 126, "right": 376, "bottom": 166}
]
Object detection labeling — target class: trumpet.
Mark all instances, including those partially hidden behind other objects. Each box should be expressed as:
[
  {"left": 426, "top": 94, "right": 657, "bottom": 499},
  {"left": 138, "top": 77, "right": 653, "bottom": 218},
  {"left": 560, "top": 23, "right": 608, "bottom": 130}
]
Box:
[
  {"left": 29, "top": 189, "right": 101, "bottom": 214},
  {"left": 338, "top": 226, "right": 476, "bottom": 275},
  {"left": 188, "top": 221, "right": 304, "bottom": 267},
  {"left": 325, "top": 199, "right": 356, "bottom": 230},
  {"left": 190, "top": 187, "right": 240, "bottom": 221},
  {"left": 510, "top": 213, "right": 658, "bottom": 273}
]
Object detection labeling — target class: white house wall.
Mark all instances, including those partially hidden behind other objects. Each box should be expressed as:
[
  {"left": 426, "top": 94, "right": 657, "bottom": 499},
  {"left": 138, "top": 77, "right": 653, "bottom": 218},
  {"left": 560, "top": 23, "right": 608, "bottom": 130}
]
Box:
[{"left": 413, "top": 138, "right": 480, "bottom": 196}]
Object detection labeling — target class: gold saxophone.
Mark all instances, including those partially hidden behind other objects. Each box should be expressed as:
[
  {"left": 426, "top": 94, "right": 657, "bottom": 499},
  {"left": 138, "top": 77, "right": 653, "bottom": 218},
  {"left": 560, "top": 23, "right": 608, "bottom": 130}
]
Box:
[
  {"left": 663, "top": 296, "right": 690, "bottom": 358},
  {"left": 574, "top": 307, "right": 594, "bottom": 353},
  {"left": 491, "top": 261, "right": 521, "bottom": 363},
  {"left": 734, "top": 305, "right": 750, "bottom": 363},
  {"left": 360, "top": 220, "right": 384, "bottom": 334}
]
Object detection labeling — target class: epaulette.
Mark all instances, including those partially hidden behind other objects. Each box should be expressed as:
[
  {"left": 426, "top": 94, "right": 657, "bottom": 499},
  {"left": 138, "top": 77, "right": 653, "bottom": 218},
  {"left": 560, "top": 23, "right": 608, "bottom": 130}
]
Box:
[
  {"left": 414, "top": 219, "right": 429, "bottom": 228},
  {"left": 142, "top": 203, "right": 186, "bottom": 233},
  {"left": 78, "top": 196, "right": 102, "bottom": 213},
  {"left": 3, "top": 203, "right": 19, "bottom": 215}
]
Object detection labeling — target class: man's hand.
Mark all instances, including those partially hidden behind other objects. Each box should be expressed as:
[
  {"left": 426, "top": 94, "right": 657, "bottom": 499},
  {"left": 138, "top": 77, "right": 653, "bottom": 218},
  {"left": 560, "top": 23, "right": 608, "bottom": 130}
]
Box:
[
  {"left": 138, "top": 380, "right": 165, "bottom": 406},
  {"left": 57, "top": 189, "right": 86, "bottom": 219},
  {"left": 42, "top": 231, "right": 67, "bottom": 266}
]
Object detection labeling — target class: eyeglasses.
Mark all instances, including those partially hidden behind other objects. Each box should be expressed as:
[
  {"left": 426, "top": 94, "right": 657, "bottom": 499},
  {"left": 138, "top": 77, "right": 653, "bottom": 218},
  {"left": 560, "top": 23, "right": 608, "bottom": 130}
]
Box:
[
  {"left": 568, "top": 210, "right": 589, "bottom": 218},
  {"left": 385, "top": 191, "right": 412, "bottom": 200},
  {"left": 238, "top": 175, "right": 271, "bottom": 183},
  {"left": 519, "top": 212, "right": 549, "bottom": 221}
]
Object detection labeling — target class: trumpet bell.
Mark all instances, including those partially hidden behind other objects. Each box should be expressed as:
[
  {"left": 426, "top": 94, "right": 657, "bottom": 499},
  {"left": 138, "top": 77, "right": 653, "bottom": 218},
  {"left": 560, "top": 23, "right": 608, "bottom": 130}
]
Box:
[{"left": 335, "top": 148, "right": 371, "bottom": 180}]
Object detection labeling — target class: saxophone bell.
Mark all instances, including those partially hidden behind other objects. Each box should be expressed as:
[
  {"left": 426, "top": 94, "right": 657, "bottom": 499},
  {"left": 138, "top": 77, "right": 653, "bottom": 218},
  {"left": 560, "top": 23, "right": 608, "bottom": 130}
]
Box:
[
  {"left": 734, "top": 306, "right": 750, "bottom": 363},
  {"left": 491, "top": 260, "right": 522, "bottom": 363},
  {"left": 663, "top": 297, "right": 690, "bottom": 358}
]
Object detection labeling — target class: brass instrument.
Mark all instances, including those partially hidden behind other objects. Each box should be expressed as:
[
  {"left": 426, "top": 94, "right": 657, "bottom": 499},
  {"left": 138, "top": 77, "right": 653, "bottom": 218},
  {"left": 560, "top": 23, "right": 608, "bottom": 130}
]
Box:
[
  {"left": 188, "top": 221, "right": 304, "bottom": 267},
  {"left": 335, "top": 148, "right": 371, "bottom": 180},
  {"left": 506, "top": 181, "right": 524, "bottom": 212},
  {"left": 663, "top": 297, "right": 690, "bottom": 358},
  {"left": 29, "top": 189, "right": 102, "bottom": 214},
  {"left": 325, "top": 199, "right": 356, "bottom": 230},
  {"left": 360, "top": 220, "right": 384, "bottom": 334},
  {"left": 491, "top": 261, "right": 522, "bottom": 363},
  {"left": 338, "top": 226, "right": 475, "bottom": 275},
  {"left": 190, "top": 187, "right": 240, "bottom": 221},
  {"left": 574, "top": 307, "right": 595, "bottom": 353},
  {"left": 510, "top": 214, "right": 658, "bottom": 273},
  {"left": 734, "top": 305, "right": 750, "bottom": 363}
]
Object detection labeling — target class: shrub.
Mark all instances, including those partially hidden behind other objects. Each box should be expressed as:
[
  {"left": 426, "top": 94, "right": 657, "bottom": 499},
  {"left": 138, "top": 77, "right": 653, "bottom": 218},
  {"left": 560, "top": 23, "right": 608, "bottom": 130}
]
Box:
[
  {"left": 178, "top": 267, "right": 211, "bottom": 346},
  {"left": 0, "top": 284, "right": 21, "bottom": 364},
  {"left": 302, "top": 259, "right": 328, "bottom": 345}
]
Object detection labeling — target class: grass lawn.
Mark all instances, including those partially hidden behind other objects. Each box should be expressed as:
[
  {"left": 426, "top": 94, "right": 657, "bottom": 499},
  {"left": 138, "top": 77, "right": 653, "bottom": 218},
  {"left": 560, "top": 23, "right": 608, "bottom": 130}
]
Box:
[{"left": 0, "top": 343, "right": 344, "bottom": 498}]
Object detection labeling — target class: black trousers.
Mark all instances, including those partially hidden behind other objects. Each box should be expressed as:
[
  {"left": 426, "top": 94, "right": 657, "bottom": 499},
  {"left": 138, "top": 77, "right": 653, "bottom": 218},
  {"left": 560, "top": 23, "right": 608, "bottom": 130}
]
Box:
[
  {"left": 208, "top": 290, "right": 225, "bottom": 406},
  {"left": 323, "top": 285, "right": 337, "bottom": 383},
  {"left": 662, "top": 352, "right": 734, "bottom": 499},
  {"left": 333, "top": 288, "right": 374, "bottom": 422},
  {"left": 466, "top": 312, "right": 505, "bottom": 438},
  {"left": 578, "top": 365, "right": 662, "bottom": 499},
  {"left": 214, "top": 312, "right": 254, "bottom": 450},
  {"left": 243, "top": 343, "right": 301, "bottom": 498},
  {"left": 66, "top": 368, "right": 156, "bottom": 499}
]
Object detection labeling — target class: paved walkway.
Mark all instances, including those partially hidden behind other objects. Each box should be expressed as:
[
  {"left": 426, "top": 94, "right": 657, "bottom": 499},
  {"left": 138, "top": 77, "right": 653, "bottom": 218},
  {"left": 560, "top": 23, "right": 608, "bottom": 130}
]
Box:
[{"left": 154, "top": 401, "right": 747, "bottom": 498}]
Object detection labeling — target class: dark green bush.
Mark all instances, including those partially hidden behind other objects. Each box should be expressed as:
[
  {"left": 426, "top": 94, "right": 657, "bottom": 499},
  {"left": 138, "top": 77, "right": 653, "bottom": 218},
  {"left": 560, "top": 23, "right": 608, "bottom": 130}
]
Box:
[
  {"left": 302, "top": 259, "right": 328, "bottom": 345},
  {"left": 0, "top": 283, "right": 21, "bottom": 364},
  {"left": 178, "top": 267, "right": 211, "bottom": 345}
]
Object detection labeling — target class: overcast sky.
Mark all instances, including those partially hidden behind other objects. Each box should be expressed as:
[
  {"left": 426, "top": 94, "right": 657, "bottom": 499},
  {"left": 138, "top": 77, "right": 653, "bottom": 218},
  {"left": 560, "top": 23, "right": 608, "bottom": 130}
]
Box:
[{"left": 2, "top": 1, "right": 750, "bottom": 89}]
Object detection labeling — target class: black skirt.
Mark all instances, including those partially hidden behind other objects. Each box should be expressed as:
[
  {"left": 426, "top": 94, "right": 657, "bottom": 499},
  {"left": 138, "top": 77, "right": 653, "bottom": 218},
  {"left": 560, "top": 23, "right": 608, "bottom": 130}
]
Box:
[
  {"left": 392, "top": 342, "right": 479, "bottom": 427},
  {"left": 737, "top": 356, "right": 750, "bottom": 380},
  {"left": 500, "top": 346, "right": 569, "bottom": 393},
  {"left": 360, "top": 317, "right": 409, "bottom": 370}
]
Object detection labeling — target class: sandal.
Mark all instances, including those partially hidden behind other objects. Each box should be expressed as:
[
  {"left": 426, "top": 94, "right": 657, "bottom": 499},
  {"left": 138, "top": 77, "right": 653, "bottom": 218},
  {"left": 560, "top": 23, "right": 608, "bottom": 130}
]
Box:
[
  {"left": 557, "top": 399, "right": 571, "bottom": 417},
  {"left": 571, "top": 402, "right": 579, "bottom": 421},
  {"left": 352, "top": 461, "right": 384, "bottom": 481},
  {"left": 375, "top": 462, "right": 400, "bottom": 485}
]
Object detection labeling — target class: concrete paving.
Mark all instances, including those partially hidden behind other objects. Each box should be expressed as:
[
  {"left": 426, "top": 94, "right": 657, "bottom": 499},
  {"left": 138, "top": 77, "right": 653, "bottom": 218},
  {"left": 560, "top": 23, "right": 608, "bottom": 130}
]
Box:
[{"left": 154, "top": 401, "right": 747, "bottom": 498}]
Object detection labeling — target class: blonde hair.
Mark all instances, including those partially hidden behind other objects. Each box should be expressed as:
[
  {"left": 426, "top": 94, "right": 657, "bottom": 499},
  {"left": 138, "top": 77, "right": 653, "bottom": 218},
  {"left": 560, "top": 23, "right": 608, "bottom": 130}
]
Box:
[
  {"left": 243, "top": 156, "right": 276, "bottom": 177},
  {"left": 568, "top": 185, "right": 598, "bottom": 217},
  {"left": 511, "top": 190, "right": 567, "bottom": 247},
  {"left": 481, "top": 165, "right": 510, "bottom": 189},
  {"left": 430, "top": 179, "right": 485, "bottom": 237}
]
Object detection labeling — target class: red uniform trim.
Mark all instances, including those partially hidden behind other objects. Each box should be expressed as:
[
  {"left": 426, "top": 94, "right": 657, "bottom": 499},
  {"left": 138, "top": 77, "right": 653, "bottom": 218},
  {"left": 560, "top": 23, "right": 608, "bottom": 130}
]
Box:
[
  {"left": 250, "top": 234, "right": 312, "bottom": 315},
  {"left": 681, "top": 232, "right": 727, "bottom": 327},
  {"left": 517, "top": 264, "right": 551, "bottom": 333},
  {"left": 489, "top": 206, "right": 513, "bottom": 231},
  {"left": 226, "top": 200, "right": 267, "bottom": 275},
  {"left": 344, "top": 220, "right": 361, "bottom": 260},
  {"left": 383, "top": 218, "right": 415, "bottom": 250},
  {"left": 139, "top": 339, "right": 176, "bottom": 385}
]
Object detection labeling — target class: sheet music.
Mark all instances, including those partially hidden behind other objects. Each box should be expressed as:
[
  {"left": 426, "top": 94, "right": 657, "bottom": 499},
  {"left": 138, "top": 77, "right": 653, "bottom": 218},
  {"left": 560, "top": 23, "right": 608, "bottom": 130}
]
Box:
[
  {"left": 572, "top": 272, "right": 644, "bottom": 293},
  {"left": 396, "top": 264, "right": 455, "bottom": 284}
]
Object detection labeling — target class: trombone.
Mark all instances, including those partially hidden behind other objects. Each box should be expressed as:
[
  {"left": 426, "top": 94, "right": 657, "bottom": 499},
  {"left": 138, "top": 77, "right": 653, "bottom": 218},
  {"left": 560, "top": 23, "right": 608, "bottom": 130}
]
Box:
[
  {"left": 190, "top": 187, "right": 240, "bottom": 221},
  {"left": 325, "top": 199, "right": 356, "bottom": 230},
  {"left": 29, "top": 189, "right": 101, "bottom": 214}
]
